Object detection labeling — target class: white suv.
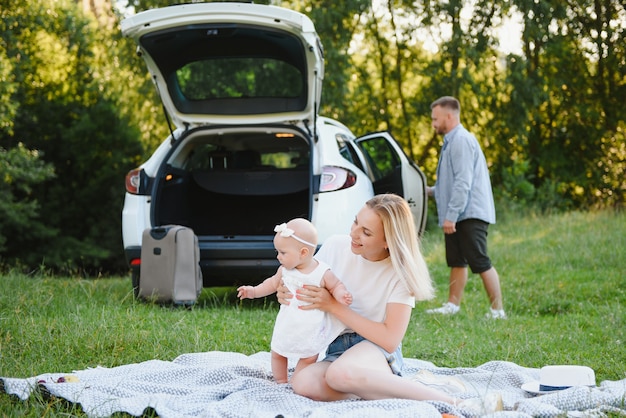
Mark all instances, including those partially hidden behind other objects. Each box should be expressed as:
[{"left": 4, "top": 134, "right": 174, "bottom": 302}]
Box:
[{"left": 121, "top": 2, "right": 427, "bottom": 290}]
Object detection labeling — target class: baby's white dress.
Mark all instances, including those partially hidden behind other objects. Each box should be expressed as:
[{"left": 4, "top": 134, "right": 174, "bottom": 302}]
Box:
[{"left": 270, "top": 261, "right": 346, "bottom": 358}]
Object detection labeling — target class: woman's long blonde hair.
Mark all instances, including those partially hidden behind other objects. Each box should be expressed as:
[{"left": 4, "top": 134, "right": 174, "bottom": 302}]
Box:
[{"left": 366, "top": 194, "right": 434, "bottom": 301}]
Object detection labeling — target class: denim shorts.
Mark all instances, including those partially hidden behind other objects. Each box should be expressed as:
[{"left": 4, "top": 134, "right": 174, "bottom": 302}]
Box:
[{"left": 322, "top": 332, "right": 405, "bottom": 376}]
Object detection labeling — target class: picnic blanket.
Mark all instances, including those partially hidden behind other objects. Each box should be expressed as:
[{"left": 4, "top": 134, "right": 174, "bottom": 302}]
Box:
[{"left": 2, "top": 351, "right": 625, "bottom": 417}]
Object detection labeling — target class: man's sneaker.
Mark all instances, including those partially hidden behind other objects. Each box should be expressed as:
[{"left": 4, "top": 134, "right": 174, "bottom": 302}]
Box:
[
  {"left": 486, "top": 308, "right": 507, "bottom": 319},
  {"left": 409, "top": 370, "right": 466, "bottom": 394},
  {"left": 456, "top": 392, "right": 503, "bottom": 416},
  {"left": 426, "top": 302, "right": 460, "bottom": 315}
]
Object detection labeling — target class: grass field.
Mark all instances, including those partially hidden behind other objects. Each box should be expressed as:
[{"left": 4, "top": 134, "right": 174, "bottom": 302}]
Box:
[{"left": 0, "top": 209, "right": 624, "bottom": 416}]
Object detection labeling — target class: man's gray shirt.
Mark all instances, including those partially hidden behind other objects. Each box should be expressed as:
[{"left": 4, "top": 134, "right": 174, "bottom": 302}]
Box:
[{"left": 432, "top": 124, "right": 496, "bottom": 227}]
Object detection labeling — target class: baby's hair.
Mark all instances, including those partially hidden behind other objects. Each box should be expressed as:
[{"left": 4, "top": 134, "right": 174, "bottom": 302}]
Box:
[{"left": 289, "top": 218, "right": 317, "bottom": 245}]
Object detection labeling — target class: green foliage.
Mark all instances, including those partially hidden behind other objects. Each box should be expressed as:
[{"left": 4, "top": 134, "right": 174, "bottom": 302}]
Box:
[
  {"left": 0, "top": 43, "right": 17, "bottom": 136},
  {"left": 305, "top": 0, "right": 625, "bottom": 211},
  {"left": 295, "top": 0, "right": 371, "bottom": 123},
  {"left": 0, "top": 210, "right": 624, "bottom": 416},
  {"left": 495, "top": 158, "right": 536, "bottom": 208},
  {"left": 1, "top": 0, "right": 625, "bottom": 275},
  {"left": 0, "top": 144, "right": 56, "bottom": 257},
  {"left": 1, "top": 0, "right": 143, "bottom": 274},
  {"left": 30, "top": 100, "right": 142, "bottom": 273},
  {"left": 505, "top": 0, "right": 626, "bottom": 209}
]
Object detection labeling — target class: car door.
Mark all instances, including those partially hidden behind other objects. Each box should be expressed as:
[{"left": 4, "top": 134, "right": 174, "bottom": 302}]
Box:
[{"left": 352, "top": 132, "right": 428, "bottom": 235}]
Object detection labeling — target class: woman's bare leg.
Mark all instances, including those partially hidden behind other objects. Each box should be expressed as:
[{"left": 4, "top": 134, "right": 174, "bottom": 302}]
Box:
[
  {"left": 291, "top": 360, "right": 356, "bottom": 401},
  {"left": 292, "top": 341, "right": 455, "bottom": 403}
]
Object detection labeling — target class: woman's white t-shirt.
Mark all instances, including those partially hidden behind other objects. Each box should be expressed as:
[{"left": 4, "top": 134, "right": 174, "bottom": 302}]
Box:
[{"left": 314, "top": 234, "right": 415, "bottom": 332}]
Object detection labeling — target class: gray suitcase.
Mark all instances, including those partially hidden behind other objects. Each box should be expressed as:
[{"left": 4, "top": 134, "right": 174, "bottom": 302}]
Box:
[{"left": 138, "top": 225, "right": 202, "bottom": 304}]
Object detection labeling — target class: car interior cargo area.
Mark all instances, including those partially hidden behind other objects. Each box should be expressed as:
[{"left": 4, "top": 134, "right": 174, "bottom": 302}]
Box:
[{"left": 154, "top": 131, "right": 311, "bottom": 236}]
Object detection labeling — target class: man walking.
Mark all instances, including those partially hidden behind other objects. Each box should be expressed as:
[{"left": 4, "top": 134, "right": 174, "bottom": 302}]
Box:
[{"left": 426, "top": 96, "right": 506, "bottom": 319}]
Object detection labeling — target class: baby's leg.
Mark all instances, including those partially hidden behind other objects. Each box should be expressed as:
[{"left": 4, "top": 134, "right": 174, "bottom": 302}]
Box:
[
  {"left": 271, "top": 350, "right": 289, "bottom": 383},
  {"left": 293, "top": 354, "right": 319, "bottom": 376}
]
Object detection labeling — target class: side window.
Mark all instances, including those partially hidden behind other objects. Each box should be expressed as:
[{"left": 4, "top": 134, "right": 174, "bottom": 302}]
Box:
[
  {"left": 357, "top": 136, "right": 400, "bottom": 181},
  {"left": 185, "top": 144, "right": 225, "bottom": 170},
  {"left": 336, "top": 133, "right": 365, "bottom": 172}
]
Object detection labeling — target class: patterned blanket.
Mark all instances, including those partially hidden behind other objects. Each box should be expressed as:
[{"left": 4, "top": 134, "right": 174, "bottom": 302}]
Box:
[{"left": 2, "top": 351, "right": 625, "bottom": 417}]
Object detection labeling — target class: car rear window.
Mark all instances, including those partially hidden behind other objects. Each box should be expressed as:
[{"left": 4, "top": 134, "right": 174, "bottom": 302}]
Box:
[
  {"left": 177, "top": 58, "right": 303, "bottom": 101},
  {"left": 140, "top": 24, "right": 309, "bottom": 115}
]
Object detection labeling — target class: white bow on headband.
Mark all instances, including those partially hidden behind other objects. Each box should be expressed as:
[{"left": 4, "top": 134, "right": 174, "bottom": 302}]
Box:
[{"left": 274, "top": 223, "right": 316, "bottom": 248}]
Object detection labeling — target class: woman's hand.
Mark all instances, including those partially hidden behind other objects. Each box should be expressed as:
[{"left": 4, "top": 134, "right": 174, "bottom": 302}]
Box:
[
  {"left": 276, "top": 282, "right": 292, "bottom": 305},
  {"left": 297, "top": 285, "right": 335, "bottom": 312}
]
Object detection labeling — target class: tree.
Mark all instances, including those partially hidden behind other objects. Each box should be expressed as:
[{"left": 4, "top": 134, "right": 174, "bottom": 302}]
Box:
[
  {"left": 0, "top": 145, "right": 56, "bottom": 262},
  {"left": 2, "top": 0, "right": 623, "bottom": 275},
  {"left": 1, "top": 0, "right": 143, "bottom": 274},
  {"left": 507, "top": 0, "right": 626, "bottom": 209},
  {"left": 0, "top": 42, "right": 17, "bottom": 136},
  {"left": 0, "top": 3, "right": 55, "bottom": 266}
]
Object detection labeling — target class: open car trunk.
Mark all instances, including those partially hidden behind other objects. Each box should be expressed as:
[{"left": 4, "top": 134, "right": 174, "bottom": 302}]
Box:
[
  {"left": 120, "top": 2, "right": 324, "bottom": 130},
  {"left": 152, "top": 128, "right": 312, "bottom": 239}
]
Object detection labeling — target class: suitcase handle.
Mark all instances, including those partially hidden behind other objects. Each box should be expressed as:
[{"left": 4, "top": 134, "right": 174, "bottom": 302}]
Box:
[{"left": 149, "top": 226, "right": 170, "bottom": 240}]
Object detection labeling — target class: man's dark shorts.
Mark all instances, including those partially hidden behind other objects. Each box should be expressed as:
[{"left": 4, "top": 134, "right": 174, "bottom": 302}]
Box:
[{"left": 445, "top": 218, "right": 492, "bottom": 274}]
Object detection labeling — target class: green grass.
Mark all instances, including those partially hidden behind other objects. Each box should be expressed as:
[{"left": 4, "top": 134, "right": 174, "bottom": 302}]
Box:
[{"left": 1, "top": 210, "right": 624, "bottom": 416}]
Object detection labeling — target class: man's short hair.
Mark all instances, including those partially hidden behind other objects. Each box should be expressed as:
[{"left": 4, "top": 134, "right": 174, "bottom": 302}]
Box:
[{"left": 431, "top": 96, "right": 460, "bottom": 112}]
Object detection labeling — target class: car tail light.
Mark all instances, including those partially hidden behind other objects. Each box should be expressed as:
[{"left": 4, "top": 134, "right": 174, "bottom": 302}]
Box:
[
  {"left": 125, "top": 168, "right": 142, "bottom": 194},
  {"left": 320, "top": 166, "right": 357, "bottom": 192},
  {"left": 126, "top": 168, "right": 146, "bottom": 194}
]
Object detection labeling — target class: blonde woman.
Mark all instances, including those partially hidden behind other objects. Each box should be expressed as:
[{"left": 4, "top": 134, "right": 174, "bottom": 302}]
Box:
[{"left": 278, "top": 194, "right": 502, "bottom": 415}]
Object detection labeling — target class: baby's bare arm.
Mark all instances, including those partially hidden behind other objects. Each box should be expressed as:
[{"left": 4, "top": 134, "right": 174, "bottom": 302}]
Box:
[
  {"left": 237, "top": 268, "right": 282, "bottom": 299},
  {"left": 320, "top": 270, "right": 352, "bottom": 305}
]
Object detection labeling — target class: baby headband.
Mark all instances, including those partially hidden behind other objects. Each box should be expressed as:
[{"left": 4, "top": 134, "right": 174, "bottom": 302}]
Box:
[{"left": 274, "top": 223, "right": 316, "bottom": 248}]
